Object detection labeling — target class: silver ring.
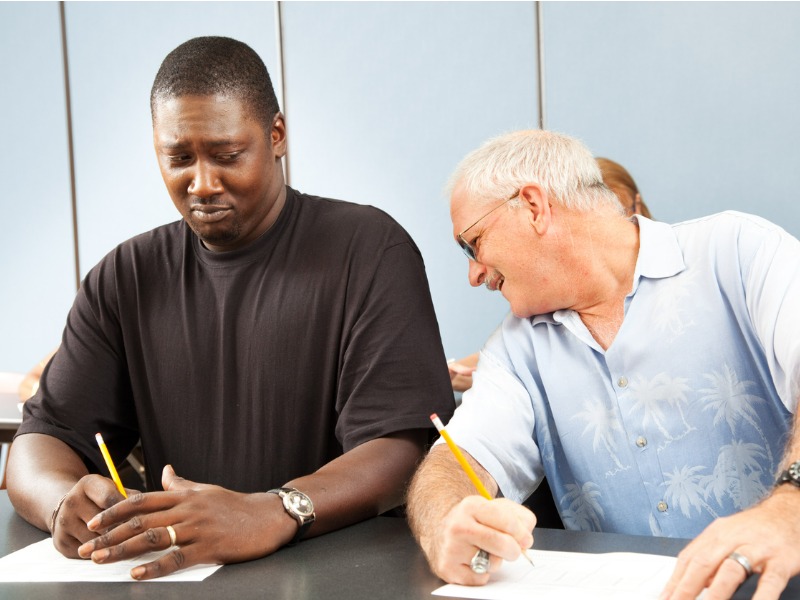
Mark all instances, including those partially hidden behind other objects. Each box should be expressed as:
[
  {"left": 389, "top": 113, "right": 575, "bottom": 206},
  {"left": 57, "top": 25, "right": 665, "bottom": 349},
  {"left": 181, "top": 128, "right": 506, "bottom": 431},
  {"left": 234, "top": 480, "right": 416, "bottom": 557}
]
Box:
[
  {"left": 166, "top": 525, "right": 178, "bottom": 547},
  {"left": 727, "top": 551, "right": 753, "bottom": 578},
  {"left": 470, "top": 549, "right": 490, "bottom": 574}
]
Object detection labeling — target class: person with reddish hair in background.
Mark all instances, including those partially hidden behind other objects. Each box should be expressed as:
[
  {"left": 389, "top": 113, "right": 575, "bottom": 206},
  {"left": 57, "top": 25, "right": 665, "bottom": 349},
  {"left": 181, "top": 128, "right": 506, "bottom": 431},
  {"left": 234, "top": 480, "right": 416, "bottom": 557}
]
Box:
[{"left": 596, "top": 157, "right": 652, "bottom": 219}]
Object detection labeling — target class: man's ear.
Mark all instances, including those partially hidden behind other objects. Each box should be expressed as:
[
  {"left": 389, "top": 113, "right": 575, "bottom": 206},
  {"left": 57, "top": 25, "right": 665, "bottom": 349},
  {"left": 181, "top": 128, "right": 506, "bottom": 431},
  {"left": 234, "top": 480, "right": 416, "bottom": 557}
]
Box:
[
  {"left": 271, "top": 112, "right": 287, "bottom": 158},
  {"left": 519, "top": 183, "right": 551, "bottom": 235}
]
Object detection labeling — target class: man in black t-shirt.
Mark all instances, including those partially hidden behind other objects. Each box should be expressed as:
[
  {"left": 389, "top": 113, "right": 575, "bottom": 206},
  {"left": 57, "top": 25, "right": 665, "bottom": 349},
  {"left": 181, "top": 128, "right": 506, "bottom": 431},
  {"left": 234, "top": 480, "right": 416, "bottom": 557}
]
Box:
[{"left": 7, "top": 36, "right": 453, "bottom": 579}]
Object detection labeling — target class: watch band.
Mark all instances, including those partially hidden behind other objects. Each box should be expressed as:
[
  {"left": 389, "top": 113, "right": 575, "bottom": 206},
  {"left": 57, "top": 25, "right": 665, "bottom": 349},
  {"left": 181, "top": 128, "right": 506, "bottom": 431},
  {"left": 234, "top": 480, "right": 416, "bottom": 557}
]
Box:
[{"left": 268, "top": 487, "right": 315, "bottom": 546}]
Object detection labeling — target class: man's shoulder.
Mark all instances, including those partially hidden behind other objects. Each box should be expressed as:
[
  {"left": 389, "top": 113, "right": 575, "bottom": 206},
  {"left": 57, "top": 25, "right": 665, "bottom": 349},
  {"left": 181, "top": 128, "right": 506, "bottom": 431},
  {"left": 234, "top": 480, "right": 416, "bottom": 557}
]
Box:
[
  {"left": 129, "top": 219, "right": 184, "bottom": 240},
  {"left": 292, "top": 189, "right": 410, "bottom": 239},
  {"left": 672, "top": 211, "right": 784, "bottom": 236},
  {"left": 90, "top": 220, "right": 186, "bottom": 272},
  {"left": 671, "top": 211, "right": 796, "bottom": 255}
]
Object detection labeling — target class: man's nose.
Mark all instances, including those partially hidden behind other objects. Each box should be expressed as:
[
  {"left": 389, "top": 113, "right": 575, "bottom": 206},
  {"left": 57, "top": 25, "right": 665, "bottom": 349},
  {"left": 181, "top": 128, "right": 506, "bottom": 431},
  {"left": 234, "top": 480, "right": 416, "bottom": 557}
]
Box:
[
  {"left": 188, "top": 160, "right": 224, "bottom": 198},
  {"left": 467, "top": 259, "right": 487, "bottom": 288}
]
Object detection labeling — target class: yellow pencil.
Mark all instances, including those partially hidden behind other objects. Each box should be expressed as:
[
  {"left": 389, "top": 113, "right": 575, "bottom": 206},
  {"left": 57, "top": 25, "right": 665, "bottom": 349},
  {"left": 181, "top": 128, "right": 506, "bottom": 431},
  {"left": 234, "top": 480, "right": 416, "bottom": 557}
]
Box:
[
  {"left": 95, "top": 433, "right": 128, "bottom": 498},
  {"left": 431, "top": 413, "right": 492, "bottom": 499},
  {"left": 430, "top": 413, "right": 534, "bottom": 568}
]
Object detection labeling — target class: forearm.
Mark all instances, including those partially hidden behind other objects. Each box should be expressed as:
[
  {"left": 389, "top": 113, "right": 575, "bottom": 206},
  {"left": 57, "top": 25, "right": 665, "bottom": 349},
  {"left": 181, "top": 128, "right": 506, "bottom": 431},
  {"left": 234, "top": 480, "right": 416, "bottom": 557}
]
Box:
[
  {"left": 284, "top": 429, "right": 428, "bottom": 537},
  {"left": 407, "top": 444, "right": 498, "bottom": 553},
  {"left": 6, "top": 433, "right": 89, "bottom": 531}
]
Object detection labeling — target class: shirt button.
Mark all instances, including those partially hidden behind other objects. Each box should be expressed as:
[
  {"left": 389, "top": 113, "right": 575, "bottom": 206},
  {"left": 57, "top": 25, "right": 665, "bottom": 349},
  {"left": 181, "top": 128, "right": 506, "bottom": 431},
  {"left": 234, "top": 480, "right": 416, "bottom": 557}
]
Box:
[
  {"left": 636, "top": 436, "right": 647, "bottom": 448},
  {"left": 617, "top": 376, "right": 628, "bottom": 388},
  {"left": 657, "top": 501, "right": 668, "bottom": 512}
]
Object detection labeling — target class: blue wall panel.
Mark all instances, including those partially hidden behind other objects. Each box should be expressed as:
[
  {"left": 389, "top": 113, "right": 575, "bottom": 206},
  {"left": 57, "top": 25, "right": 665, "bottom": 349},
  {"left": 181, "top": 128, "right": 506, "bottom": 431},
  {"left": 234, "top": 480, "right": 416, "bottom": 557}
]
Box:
[
  {"left": 282, "top": 1, "right": 539, "bottom": 359},
  {"left": 0, "top": 2, "right": 76, "bottom": 373},
  {"left": 543, "top": 2, "right": 800, "bottom": 235},
  {"left": 2, "top": 1, "right": 800, "bottom": 379}
]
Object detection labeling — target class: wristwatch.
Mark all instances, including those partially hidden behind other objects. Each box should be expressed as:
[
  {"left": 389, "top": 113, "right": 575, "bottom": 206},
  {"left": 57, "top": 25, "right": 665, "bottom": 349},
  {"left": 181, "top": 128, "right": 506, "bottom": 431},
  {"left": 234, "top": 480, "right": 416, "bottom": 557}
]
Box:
[
  {"left": 268, "top": 487, "right": 316, "bottom": 545},
  {"left": 775, "top": 461, "right": 800, "bottom": 489}
]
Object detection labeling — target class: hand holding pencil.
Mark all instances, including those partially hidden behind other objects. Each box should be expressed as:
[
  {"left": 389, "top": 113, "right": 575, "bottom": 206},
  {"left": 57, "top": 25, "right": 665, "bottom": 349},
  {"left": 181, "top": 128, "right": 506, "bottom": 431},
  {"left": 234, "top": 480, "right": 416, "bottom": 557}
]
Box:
[{"left": 429, "top": 413, "right": 536, "bottom": 578}]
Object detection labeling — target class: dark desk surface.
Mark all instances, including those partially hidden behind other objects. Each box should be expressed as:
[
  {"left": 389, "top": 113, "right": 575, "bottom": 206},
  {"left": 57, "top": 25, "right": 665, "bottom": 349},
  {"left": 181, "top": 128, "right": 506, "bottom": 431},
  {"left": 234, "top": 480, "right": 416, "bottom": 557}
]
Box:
[{"left": 0, "top": 491, "right": 795, "bottom": 599}]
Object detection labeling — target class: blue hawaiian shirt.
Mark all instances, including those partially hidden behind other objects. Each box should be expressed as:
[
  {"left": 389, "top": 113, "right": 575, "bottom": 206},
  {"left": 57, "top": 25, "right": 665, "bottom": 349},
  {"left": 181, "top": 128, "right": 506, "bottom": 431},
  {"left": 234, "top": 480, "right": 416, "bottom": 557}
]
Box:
[{"left": 444, "top": 212, "right": 800, "bottom": 538}]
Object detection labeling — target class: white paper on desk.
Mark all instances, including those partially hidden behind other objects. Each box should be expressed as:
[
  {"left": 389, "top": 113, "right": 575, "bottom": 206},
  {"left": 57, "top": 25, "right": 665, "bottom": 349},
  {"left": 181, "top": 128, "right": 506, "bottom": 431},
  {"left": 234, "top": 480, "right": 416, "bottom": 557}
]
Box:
[
  {"left": 433, "top": 548, "right": 678, "bottom": 600},
  {"left": 0, "top": 539, "right": 221, "bottom": 582}
]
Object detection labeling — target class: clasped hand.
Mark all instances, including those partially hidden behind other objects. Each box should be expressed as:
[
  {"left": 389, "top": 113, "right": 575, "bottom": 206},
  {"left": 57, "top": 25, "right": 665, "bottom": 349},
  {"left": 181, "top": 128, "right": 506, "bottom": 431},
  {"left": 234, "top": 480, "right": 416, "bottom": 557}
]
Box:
[{"left": 55, "top": 465, "right": 295, "bottom": 579}]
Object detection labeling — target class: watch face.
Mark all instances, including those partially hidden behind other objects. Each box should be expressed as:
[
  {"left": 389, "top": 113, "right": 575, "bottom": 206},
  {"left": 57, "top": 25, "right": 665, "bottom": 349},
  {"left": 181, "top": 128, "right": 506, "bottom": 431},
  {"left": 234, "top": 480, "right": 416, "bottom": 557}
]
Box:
[{"left": 286, "top": 491, "right": 314, "bottom": 517}]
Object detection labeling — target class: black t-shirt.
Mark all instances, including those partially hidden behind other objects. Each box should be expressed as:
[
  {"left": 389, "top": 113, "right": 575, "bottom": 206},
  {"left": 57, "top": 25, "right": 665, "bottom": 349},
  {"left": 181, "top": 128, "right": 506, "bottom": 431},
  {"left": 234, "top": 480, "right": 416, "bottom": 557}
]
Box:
[{"left": 19, "top": 187, "right": 454, "bottom": 492}]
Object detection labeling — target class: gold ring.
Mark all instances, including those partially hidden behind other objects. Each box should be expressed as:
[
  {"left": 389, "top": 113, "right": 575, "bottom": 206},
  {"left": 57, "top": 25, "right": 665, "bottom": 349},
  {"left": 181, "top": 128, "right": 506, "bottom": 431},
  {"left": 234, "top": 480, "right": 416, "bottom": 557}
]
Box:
[{"left": 166, "top": 525, "right": 177, "bottom": 547}]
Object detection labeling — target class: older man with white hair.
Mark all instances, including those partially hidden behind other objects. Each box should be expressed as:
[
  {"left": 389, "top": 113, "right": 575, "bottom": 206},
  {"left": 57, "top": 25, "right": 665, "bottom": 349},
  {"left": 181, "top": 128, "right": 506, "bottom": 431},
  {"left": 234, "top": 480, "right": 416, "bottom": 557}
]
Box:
[{"left": 408, "top": 129, "right": 800, "bottom": 600}]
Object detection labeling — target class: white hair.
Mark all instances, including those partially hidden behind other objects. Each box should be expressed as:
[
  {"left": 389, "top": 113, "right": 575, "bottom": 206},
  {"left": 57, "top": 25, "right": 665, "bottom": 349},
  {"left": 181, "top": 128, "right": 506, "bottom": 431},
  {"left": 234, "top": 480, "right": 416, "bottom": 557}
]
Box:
[{"left": 448, "top": 129, "right": 622, "bottom": 213}]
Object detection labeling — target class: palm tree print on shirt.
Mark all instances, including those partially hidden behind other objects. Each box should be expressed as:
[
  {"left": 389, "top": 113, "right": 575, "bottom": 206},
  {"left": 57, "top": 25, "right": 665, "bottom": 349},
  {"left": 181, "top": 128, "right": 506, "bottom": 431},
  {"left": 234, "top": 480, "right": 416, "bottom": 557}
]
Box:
[
  {"left": 628, "top": 373, "right": 695, "bottom": 446},
  {"left": 572, "top": 399, "right": 627, "bottom": 473},
  {"left": 705, "top": 440, "right": 768, "bottom": 510},
  {"left": 700, "top": 364, "right": 773, "bottom": 466},
  {"left": 651, "top": 270, "right": 697, "bottom": 339},
  {"left": 663, "top": 465, "right": 721, "bottom": 519},
  {"left": 560, "top": 481, "right": 605, "bottom": 531}
]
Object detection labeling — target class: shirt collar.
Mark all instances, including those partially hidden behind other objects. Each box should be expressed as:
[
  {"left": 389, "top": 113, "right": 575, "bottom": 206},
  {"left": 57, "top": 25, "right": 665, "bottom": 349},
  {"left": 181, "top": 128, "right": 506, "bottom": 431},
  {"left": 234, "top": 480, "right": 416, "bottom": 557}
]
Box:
[
  {"left": 631, "top": 215, "right": 686, "bottom": 292},
  {"left": 530, "top": 215, "right": 686, "bottom": 327}
]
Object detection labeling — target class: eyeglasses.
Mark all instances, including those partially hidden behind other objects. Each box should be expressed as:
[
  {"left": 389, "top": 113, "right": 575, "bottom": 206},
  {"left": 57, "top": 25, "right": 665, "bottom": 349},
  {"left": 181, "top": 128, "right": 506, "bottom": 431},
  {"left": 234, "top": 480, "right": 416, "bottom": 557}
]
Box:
[{"left": 456, "top": 190, "right": 519, "bottom": 261}]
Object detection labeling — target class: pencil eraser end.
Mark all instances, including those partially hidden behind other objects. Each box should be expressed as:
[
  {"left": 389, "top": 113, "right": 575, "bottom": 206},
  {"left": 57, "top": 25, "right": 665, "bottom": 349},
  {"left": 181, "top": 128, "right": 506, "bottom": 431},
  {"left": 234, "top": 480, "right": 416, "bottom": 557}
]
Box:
[{"left": 430, "top": 413, "right": 438, "bottom": 421}]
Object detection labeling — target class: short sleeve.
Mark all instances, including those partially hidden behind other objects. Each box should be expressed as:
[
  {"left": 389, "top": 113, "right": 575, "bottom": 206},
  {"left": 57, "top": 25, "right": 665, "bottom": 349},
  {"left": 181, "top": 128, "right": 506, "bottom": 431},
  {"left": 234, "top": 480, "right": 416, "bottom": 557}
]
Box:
[
  {"left": 16, "top": 254, "right": 139, "bottom": 472},
  {"left": 442, "top": 327, "right": 543, "bottom": 503},
  {"left": 742, "top": 217, "right": 800, "bottom": 413},
  {"left": 335, "top": 241, "right": 455, "bottom": 450}
]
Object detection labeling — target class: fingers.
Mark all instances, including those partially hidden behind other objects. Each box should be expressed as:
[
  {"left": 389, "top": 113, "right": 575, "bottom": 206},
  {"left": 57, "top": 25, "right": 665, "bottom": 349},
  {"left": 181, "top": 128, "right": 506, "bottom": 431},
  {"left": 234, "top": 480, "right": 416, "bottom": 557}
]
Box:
[
  {"left": 752, "top": 568, "right": 791, "bottom": 600},
  {"left": 660, "top": 496, "right": 800, "bottom": 600},
  {"left": 80, "top": 522, "right": 194, "bottom": 581},
  {"left": 162, "top": 465, "right": 208, "bottom": 492},
  {"left": 447, "top": 362, "right": 476, "bottom": 377},
  {"left": 79, "top": 522, "right": 178, "bottom": 563},
  {"left": 480, "top": 497, "right": 537, "bottom": 548},
  {"left": 450, "top": 375, "right": 474, "bottom": 393},
  {"left": 162, "top": 464, "right": 180, "bottom": 490},
  {"left": 662, "top": 547, "right": 723, "bottom": 599},
  {"left": 129, "top": 547, "right": 190, "bottom": 580},
  {"left": 52, "top": 503, "right": 95, "bottom": 559},
  {"left": 87, "top": 487, "right": 190, "bottom": 532},
  {"left": 432, "top": 496, "right": 536, "bottom": 585},
  {"left": 90, "top": 468, "right": 207, "bottom": 532},
  {"left": 84, "top": 474, "right": 128, "bottom": 511},
  {"left": 447, "top": 360, "right": 477, "bottom": 393},
  {"left": 76, "top": 483, "right": 274, "bottom": 579},
  {"left": 710, "top": 558, "right": 752, "bottom": 599},
  {"left": 52, "top": 475, "right": 123, "bottom": 557}
]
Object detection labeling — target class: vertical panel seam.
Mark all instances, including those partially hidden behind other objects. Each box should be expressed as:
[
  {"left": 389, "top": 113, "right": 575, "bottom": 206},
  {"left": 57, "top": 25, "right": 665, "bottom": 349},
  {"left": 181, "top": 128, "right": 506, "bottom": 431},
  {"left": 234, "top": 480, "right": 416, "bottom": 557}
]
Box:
[
  {"left": 274, "top": 0, "right": 291, "bottom": 185},
  {"left": 59, "top": 1, "right": 80, "bottom": 290},
  {"left": 536, "top": 1, "right": 546, "bottom": 130}
]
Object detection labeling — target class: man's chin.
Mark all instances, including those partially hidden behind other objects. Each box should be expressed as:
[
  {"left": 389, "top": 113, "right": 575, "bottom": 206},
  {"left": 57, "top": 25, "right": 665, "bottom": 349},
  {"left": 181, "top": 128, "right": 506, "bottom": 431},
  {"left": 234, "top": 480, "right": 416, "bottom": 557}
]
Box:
[
  {"left": 187, "top": 221, "right": 240, "bottom": 248},
  {"left": 508, "top": 298, "right": 537, "bottom": 319}
]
